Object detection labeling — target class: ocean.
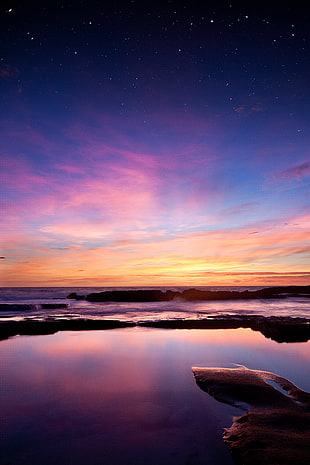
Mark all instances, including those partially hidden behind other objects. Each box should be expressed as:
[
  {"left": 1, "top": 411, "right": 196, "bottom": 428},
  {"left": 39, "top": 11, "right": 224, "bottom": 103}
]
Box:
[{"left": 0, "top": 286, "right": 309, "bottom": 321}]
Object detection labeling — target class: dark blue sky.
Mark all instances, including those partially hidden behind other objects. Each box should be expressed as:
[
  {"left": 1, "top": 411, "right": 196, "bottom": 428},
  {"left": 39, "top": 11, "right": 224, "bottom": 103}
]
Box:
[{"left": 2, "top": 2, "right": 309, "bottom": 118}]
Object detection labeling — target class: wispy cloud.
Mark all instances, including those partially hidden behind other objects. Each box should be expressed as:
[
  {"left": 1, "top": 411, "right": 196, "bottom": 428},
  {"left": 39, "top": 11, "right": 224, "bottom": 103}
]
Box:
[
  {"left": 278, "top": 162, "right": 310, "bottom": 181},
  {"left": 234, "top": 104, "right": 265, "bottom": 114},
  {"left": 1, "top": 109, "right": 309, "bottom": 286},
  {"left": 2, "top": 211, "right": 309, "bottom": 286},
  {"left": 221, "top": 203, "right": 260, "bottom": 216}
]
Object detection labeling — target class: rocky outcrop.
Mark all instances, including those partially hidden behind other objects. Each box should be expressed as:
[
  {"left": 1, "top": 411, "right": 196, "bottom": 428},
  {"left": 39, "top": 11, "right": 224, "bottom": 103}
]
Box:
[
  {"left": 67, "top": 285, "right": 310, "bottom": 302},
  {"left": 0, "top": 318, "right": 135, "bottom": 340},
  {"left": 141, "top": 315, "right": 310, "bottom": 343},
  {"left": 85, "top": 289, "right": 172, "bottom": 302},
  {"left": 0, "top": 304, "right": 35, "bottom": 311},
  {"left": 0, "top": 303, "right": 68, "bottom": 311},
  {"left": 41, "top": 303, "right": 68, "bottom": 309},
  {"left": 67, "top": 292, "right": 85, "bottom": 300},
  {"left": 192, "top": 366, "right": 310, "bottom": 465}
]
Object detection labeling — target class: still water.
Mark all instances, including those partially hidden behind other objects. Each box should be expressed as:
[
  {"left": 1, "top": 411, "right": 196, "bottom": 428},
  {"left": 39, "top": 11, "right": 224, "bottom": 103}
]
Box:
[{"left": 1, "top": 327, "right": 309, "bottom": 465}]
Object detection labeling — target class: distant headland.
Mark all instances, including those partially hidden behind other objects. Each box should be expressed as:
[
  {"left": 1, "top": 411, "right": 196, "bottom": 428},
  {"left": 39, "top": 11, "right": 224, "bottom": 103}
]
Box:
[{"left": 67, "top": 285, "right": 310, "bottom": 302}]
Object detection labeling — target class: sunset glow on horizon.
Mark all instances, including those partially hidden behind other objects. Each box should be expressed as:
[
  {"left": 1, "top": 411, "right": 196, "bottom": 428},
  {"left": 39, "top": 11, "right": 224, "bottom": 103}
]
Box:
[{"left": 1, "top": 2, "right": 309, "bottom": 287}]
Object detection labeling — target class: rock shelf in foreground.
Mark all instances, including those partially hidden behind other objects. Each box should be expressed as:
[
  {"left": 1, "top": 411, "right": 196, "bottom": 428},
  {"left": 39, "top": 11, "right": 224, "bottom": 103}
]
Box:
[
  {"left": 192, "top": 366, "right": 310, "bottom": 465},
  {"left": 0, "top": 315, "right": 309, "bottom": 342},
  {"left": 141, "top": 315, "right": 310, "bottom": 342},
  {"left": 0, "top": 319, "right": 135, "bottom": 340}
]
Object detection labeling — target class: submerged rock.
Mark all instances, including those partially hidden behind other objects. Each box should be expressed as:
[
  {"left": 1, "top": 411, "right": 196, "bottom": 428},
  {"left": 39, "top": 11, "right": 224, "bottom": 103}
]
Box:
[
  {"left": 192, "top": 366, "right": 310, "bottom": 465},
  {"left": 67, "top": 292, "right": 85, "bottom": 300}
]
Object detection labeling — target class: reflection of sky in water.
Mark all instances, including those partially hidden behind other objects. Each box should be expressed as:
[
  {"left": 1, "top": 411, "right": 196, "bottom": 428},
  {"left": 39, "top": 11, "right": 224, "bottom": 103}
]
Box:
[{"left": 1, "top": 328, "right": 309, "bottom": 465}]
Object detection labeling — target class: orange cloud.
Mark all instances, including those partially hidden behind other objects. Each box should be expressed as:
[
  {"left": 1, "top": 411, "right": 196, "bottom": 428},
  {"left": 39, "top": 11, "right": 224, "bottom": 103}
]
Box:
[{"left": 1, "top": 212, "right": 309, "bottom": 286}]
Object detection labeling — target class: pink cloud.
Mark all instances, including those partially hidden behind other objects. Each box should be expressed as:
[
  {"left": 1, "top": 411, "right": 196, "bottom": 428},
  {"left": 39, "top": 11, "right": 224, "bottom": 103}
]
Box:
[
  {"left": 1, "top": 155, "right": 48, "bottom": 190},
  {"left": 265, "top": 161, "right": 310, "bottom": 188},
  {"left": 279, "top": 162, "right": 310, "bottom": 181},
  {"left": 1, "top": 123, "right": 60, "bottom": 159},
  {"left": 234, "top": 104, "right": 265, "bottom": 114},
  {"left": 40, "top": 222, "right": 114, "bottom": 239},
  {"left": 221, "top": 202, "right": 260, "bottom": 216},
  {"left": 2, "top": 107, "right": 309, "bottom": 286},
  {"left": 235, "top": 105, "right": 247, "bottom": 113},
  {"left": 2, "top": 116, "right": 225, "bottom": 240},
  {"left": 63, "top": 120, "right": 219, "bottom": 177},
  {"left": 53, "top": 164, "right": 86, "bottom": 174}
]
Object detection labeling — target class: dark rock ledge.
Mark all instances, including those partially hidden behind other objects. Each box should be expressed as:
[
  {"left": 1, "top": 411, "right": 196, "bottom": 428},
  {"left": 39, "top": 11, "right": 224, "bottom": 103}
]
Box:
[
  {"left": 0, "top": 315, "right": 309, "bottom": 343},
  {"left": 0, "top": 303, "right": 68, "bottom": 311},
  {"left": 0, "top": 319, "right": 135, "bottom": 340},
  {"left": 67, "top": 285, "right": 310, "bottom": 302},
  {"left": 140, "top": 315, "right": 310, "bottom": 343}
]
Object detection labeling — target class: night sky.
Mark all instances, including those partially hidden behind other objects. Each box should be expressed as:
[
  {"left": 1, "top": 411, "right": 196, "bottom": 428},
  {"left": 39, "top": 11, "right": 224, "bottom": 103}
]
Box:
[{"left": 1, "top": 1, "right": 309, "bottom": 286}]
